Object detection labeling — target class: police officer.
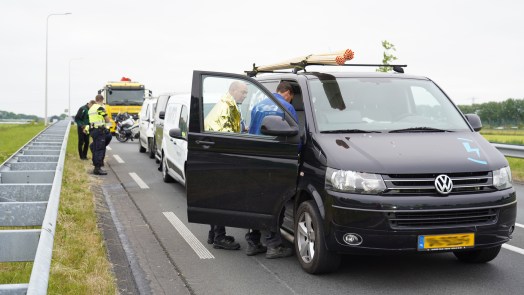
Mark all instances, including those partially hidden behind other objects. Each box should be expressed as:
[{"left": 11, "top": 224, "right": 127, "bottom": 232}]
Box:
[{"left": 86, "top": 94, "right": 112, "bottom": 175}]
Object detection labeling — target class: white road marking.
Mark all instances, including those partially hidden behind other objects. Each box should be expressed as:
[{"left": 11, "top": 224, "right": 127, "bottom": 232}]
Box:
[
  {"left": 106, "top": 146, "right": 112, "bottom": 151},
  {"left": 113, "top": 155, "right": 125, "bottom": 163},
  {"left": 129, "top": 172, "right": 150, "bottom": 189},
  {"left": 515, "top": 223, "right": 524, "bottom": 229},
  {"left": 163, "top": 212, "right": 215, "bottom": 259},
  {"left": 502, "top": 244, "right": 524, "bottom": 255}
]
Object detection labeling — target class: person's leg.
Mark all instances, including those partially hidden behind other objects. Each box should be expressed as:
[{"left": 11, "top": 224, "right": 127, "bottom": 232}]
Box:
[
  {"left": 265, "top": 209, "right": 292, "bottom": 259},
  {"left": 207, "top": 225, "right": 215, "bottom": 244},
  {"left": 92, "top": 129, "right": 107, "bottom": 175},
  {"left": 81, "top": 132, "right": 89, "bottom": 159},
  {"left": 245, "top": 229, "right": 266, "bottom": 256},
  {"left": 99, "top": 130, "right": 108, "bottom": 165},
  {"left": 105, "top": 132, "right": 112, "bottom": 146},
  {"left": 213, "top": 225, "right": 226, "bottom": 242},
  {"left": 77, "top": 127, "right": 85, "bottom": 159},
  {"left": 212, "top": 225, "right": 240, "bottom": 250},
  {"left": 90, "top": 129, "right": 98, "bottom": 167}
]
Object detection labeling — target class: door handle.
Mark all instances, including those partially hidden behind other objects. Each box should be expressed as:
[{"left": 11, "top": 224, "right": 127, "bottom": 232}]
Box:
[{"left": 195, "top": 140, "right": 215, "bottom": 145}]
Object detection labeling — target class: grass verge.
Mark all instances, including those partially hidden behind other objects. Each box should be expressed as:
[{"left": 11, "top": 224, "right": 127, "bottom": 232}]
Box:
[
  {"left": 480, "top": 130, "right": 524, "bottom": 182},
  {"left": 0, "top": 123, "right": 45, "bottom": 163},
  {"left": 0, "top": 125, "right": 116, "bottom": 293}
]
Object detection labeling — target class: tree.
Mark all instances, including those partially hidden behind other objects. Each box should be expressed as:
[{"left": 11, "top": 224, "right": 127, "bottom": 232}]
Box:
[{"left": 377, "top": 40, "right": 398, "bottom": 72}]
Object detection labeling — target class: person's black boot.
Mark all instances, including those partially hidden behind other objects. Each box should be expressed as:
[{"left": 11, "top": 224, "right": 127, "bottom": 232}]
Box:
[
  {"left": 213, "top": 236, "right": 240, "bottom": 250},
  {"left": 266, "top": 245, "right": 293, "bottom": 259},
  {"left": 93, "top": 166, "right": 107, "bottom": 175},
  {"left": 246, "top": 241, "right": 267, "bottom": 256}
]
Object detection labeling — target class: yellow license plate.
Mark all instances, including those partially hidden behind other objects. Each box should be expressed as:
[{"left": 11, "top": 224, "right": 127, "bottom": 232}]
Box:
[{"left": 418, "top": 233, "right": 475, "bottom": 251}]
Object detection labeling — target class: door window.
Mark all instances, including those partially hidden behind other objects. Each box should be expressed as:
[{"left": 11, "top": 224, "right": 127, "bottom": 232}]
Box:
[
  {"left": 179, "top": 105, "right": 189, "bottom": 139},
  {"left": 202, "top": 76, "right": 286, "bottom": 136},
  {"left": 165, "top": 104, "right": 179, "bottom": 128}
]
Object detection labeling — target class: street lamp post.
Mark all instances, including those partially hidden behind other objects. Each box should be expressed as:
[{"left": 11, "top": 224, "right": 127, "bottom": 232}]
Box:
[
  {"left": 45, "top": 12, "right": 71, "bottom": 125},
  {"left": 68, "top": 58, "right": 82, "bottom": 118}
]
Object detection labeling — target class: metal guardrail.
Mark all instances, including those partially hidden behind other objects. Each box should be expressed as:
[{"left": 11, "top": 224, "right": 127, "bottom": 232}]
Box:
[
  {"left": 492, "top": 143, "right": 524, "bottom": 159},
  {"left": 0, "top": 120, "right": 70, "bottom": 294}
]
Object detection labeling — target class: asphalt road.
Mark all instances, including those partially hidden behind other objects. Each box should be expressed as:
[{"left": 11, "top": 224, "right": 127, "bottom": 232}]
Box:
[{"left": 101, "top": 140, "right": 524, "bottom": 295}]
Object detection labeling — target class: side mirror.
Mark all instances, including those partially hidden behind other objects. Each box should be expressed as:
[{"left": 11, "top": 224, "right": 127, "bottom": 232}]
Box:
[
  {"left": 260, "top": 115, "right": 298, "bottom": 136},
  {"left": 159, "top": 111, "right": 165, "bottom": 120},
  {"left": 169, "top": 128, "right": 184, "bottom": 140},
  {"left": 465, "top": 114, "right": 482, "bottom": 131}
]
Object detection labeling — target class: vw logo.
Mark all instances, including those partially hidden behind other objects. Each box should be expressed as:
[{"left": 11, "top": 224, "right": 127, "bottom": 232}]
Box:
[{"left": 435, "top": 174, "right": 453, "bottom": 195}]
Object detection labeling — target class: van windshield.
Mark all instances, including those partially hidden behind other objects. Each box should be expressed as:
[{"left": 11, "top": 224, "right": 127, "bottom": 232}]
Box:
[{"left": 308, "top": 77, "right": 471, "bottom": 133}]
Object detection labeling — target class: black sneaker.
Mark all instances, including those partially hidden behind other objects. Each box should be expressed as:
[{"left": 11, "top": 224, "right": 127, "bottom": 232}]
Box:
[
  {"left": 213, "top": 236, "right": 240, "bottom": 250},
  {"left": 207, "top": 231, "right": 214, "bottom": 245},
  {"left": 246, "top": 243, "right": 267, "bottom": 256},
  {"left": 266, "top": 245, "right": 293, "bottom": 259}
]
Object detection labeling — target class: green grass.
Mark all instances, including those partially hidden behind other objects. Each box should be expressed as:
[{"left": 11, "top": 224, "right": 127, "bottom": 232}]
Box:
[
  {"left": 507, "top": 158, "right": 524, "bottom": 183},
  {"left": 0, "top": 123, "right": 45, "bottom": 163},
  {"left": 0, "top": 126, "right": 116, "bottom": 293},
  {"left": 480, "top": 129, "right": 524, "bottom": 182}
]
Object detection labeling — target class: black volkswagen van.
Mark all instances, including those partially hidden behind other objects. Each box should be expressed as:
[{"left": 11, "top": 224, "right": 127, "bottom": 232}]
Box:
[{"left": 175, "top": 69, "right": 516, "bottom": 274}]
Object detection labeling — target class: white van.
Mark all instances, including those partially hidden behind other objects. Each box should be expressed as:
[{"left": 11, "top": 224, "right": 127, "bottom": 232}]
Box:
[
  {"left": 138, "top": 97, "right": 158, "bottom": 158},
  {"left": 160, "top": 93, "right": 190, "bottom": 185}
]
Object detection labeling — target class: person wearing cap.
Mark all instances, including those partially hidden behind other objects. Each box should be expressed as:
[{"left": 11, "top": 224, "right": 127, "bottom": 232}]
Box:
[{"left": 87, "top": 94, "right": 111, "bottom": 175}]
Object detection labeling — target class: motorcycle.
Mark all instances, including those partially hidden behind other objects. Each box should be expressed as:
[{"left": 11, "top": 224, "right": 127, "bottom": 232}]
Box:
[{"left": 114, "top": 112, "right": 140, "bottom": 142}]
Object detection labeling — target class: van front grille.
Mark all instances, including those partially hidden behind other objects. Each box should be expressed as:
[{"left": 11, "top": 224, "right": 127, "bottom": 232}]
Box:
[
  {"left": 382, "top": 171, "right": 495, "bottom": 195},
  {"left": 388, "top": 208, "right": 498, "bottom": 229}
]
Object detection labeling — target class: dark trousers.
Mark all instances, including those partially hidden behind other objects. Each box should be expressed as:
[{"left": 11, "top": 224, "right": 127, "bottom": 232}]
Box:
[
  {"left": 246, "top": 229, "right": 282, "bottom": 249},
  {"left": 209, "top": 225, "right": 226, "bottom": 242},
  {"left": 90, "top": 128, "right": 109, "bottom": 167},
  {"left": 77, "top": 127, "right": 90, "bottom": 159},
  {"left": 245, "top": 209, "right": 285, "bottom": 249}
]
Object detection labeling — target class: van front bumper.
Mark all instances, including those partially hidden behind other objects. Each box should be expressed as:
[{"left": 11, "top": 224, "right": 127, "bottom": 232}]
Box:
[{"left": 323, "top": 189, "right": 517, "bottom": 253}]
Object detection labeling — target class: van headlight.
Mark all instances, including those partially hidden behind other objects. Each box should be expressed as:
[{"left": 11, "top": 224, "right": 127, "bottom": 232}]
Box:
[
  {"left": 493, "top": 166, "right": 512, "bottom": 190},
  {"left": 326, "top": 168, "right": 386, "bottom": 194}
]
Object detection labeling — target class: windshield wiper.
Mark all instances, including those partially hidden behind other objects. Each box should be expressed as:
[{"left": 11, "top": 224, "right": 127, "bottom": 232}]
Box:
[
  {"left": 389, "top": 127, "right": 453, "bottom": 133},
  {"left": 321, "top": 129, "right": 382, "bottom": 134}
]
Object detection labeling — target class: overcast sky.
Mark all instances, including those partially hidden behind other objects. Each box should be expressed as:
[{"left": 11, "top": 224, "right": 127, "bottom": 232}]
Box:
[{"left": 1, "top": 0, "right": 523, "bottom": 118}]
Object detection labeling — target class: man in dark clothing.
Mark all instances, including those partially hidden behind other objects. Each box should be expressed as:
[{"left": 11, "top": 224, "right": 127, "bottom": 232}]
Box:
[
  {"left": 245, "top": 81, "right": 298, "bottom": 259},
  {"left": 74, "top": 100, "right": 95, "bottom": 160}
]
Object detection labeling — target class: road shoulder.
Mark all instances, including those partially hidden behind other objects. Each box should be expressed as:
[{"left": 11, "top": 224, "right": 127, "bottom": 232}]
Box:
[{"left": 93, "top": 164, "right": 191, "bottom": 295}]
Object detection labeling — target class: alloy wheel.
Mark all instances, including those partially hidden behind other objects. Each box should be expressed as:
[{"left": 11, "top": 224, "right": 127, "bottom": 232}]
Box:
[{"left": 297, "top": 211, "right": 315, "bottom": 263}]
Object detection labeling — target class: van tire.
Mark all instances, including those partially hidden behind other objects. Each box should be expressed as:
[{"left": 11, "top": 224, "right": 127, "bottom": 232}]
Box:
[
  {"left": 148, "top": 138, "right": 155, "bottom": 159},
  {"left": 453, "top": 245, "right": 501, "bottom": 263},
  {"left": 294, "top": 200, "right": 340, "bottom": 274},
  {"left": 161, "top": 154, "right": 174, "bottom": 183}
]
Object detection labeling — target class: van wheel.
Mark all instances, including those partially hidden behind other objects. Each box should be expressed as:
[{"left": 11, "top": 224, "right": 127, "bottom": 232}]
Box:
[
  {"left": 162, "top": 154, "right": 174, "bottom": 183},
  {"left": 139, "top": 141, "right": 146, "bottom": 153},
  {"left": 453, "top": 245, "right": 501, "bottom": 263},
  {"left": 148, "top": 138, "right": 155, "bottom": 159},
  {"left": 295, "top": 201, "right": 340, "bottom": 274}
]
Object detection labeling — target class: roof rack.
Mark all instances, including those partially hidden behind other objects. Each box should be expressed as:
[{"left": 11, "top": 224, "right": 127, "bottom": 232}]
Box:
[
  {"left": 244, "top": 49, "right": 407, "bottom": 77},
  {"left": 246, "top": 62, "right": 408, "bottom": 77}
]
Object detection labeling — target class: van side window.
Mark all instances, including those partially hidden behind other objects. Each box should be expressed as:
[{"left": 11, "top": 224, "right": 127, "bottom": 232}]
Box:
[
  {"left": 165, "top": 104, "right": 179, "bottom": 127},
  {"left": 179, "top": 105, "right": 189, "bottom": 139}
]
